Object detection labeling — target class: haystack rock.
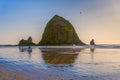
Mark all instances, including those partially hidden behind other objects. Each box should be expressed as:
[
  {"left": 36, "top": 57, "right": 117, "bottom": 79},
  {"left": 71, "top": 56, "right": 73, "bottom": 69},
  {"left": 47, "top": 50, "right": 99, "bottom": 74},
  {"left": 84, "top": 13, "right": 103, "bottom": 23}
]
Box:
[{"left": 39, "top": 15, "right": 85, "bottom": 45}]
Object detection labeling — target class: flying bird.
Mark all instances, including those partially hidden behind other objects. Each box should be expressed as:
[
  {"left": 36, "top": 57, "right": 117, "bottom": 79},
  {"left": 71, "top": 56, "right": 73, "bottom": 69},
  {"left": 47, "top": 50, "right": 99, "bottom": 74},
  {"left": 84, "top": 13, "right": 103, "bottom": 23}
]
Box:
[{"left": 80, "top": 12, "right": 82, "bottom": 14}]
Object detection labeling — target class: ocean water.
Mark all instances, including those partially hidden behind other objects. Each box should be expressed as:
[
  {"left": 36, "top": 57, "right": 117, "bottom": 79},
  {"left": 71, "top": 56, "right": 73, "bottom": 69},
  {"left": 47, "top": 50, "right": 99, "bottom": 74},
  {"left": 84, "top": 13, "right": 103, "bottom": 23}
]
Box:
[{"left": 0, "top": 46, "right": 120, "bottom": 80}]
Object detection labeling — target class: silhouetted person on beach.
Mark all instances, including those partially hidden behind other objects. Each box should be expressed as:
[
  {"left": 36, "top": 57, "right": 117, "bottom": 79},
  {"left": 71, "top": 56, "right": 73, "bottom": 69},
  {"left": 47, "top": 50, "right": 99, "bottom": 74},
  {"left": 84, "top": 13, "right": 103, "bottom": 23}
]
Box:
[{"left": 28, "top": 46, "right": 31, "bottom": 49}]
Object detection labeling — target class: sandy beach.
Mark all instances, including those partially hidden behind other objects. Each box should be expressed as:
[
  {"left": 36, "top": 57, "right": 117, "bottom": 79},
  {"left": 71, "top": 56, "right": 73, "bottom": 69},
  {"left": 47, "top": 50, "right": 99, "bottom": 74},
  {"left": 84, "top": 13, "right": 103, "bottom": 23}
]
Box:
[
  {"left": 0, "top": 47, "right": 120, "bottom": 80},
  {"left": 1, "top": 66, "right": 120, "bottom": 80}
]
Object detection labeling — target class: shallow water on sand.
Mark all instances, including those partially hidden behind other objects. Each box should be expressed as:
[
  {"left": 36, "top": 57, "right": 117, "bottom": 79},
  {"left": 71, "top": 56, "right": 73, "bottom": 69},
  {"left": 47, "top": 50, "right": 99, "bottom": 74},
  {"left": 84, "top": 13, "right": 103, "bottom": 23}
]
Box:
[{"left": 0, "top": 46, "right": 120, "bottom": 80}]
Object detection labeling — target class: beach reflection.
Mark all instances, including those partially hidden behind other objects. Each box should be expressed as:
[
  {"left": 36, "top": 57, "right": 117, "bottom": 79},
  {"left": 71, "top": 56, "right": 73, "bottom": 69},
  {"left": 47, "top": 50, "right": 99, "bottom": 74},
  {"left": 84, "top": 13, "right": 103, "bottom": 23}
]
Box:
[
  {"left": 40, "top": 48, "right": 83, "bottom": 65},
  {"left": 42, "top": 51, "right": 78, "bottom": 64},
  {"left": 90, "top": 48, "right": 95, "bottom": 62},
  {"left": 90, "top": 48, "right": 95, "bottom": 52},
  {"left": 19, "top": 47, "right": 32, "bottom": 59}
]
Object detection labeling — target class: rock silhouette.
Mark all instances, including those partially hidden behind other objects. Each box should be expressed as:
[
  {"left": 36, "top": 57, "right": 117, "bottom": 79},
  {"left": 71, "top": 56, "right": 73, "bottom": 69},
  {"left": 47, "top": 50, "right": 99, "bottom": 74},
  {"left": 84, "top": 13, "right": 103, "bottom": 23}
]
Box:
[
  {"left": 18, "top": 36, "right": 35, "bottom": 46},
  {"left": 90, "top": 39, "right": 95, "bottom": 45}
]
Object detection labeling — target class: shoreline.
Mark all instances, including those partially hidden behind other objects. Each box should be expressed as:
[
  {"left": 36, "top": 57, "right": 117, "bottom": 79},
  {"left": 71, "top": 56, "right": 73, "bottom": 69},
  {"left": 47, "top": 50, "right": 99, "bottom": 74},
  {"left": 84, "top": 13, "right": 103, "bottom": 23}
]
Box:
[
  {"left": 1, "top": 45, "right": 120, "bottom": 49},
  {"left": 0, "top": 63, "right": 120, "bottom": 80}
]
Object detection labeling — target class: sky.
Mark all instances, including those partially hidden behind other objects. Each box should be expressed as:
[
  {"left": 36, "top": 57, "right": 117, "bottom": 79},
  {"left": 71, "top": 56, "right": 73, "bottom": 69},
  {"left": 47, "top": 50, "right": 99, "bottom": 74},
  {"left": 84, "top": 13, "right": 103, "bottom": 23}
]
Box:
[{"left": 0, "top": 0, "right": 120, "bottom": 44}]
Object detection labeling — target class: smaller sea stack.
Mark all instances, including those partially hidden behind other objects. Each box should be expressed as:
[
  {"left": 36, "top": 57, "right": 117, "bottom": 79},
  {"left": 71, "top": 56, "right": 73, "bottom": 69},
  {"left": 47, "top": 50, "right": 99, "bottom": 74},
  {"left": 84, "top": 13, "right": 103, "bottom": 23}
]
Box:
[{"left": 90, "top": 39, "right": 96, "bottom": 45}]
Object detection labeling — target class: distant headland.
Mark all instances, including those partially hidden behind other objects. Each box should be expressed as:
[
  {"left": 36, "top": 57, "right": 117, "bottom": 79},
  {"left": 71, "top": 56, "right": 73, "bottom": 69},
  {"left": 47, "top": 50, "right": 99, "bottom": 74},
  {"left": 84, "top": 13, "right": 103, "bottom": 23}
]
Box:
[{"left": 18, "top": 15, "right": 85, "bottom": 46}]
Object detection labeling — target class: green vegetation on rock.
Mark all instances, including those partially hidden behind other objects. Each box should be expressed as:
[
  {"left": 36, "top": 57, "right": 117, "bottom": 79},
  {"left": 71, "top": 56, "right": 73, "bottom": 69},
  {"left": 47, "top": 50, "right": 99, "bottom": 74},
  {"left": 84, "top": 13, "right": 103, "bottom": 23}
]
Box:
[{"left": 39, "top": 15, "right": 85, "bottom": 45}]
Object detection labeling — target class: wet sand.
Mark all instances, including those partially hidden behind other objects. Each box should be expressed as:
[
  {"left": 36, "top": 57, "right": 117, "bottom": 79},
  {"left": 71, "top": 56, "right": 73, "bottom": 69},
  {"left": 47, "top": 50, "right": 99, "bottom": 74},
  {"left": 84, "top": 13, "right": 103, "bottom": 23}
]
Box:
[
  {"left": 0, "top": 64, "right": 27, "bottom": 80},
  {"left": 1, "top": 63, "right": 120, "bottom": 80},
  {"left": 0, "top": 63, "right": 76, "bottom": 80},
  {"left": 0, "top": 47, "right": 120, "bottom": 80}
]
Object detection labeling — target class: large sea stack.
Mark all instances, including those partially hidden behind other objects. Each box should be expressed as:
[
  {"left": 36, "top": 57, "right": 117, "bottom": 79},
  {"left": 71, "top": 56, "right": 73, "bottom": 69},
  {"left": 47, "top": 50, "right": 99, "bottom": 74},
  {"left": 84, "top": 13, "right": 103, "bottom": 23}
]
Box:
[{"left": 39, "top": 15, "right": 85, "bottom": 45}]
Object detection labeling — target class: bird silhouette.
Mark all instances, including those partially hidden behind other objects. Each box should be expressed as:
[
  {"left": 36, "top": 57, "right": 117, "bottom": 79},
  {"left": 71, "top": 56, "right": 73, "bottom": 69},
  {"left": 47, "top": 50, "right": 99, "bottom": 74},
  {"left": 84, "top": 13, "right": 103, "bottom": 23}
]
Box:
[{"left": 80, "top": 12, "right": 82, "bottom": 14}]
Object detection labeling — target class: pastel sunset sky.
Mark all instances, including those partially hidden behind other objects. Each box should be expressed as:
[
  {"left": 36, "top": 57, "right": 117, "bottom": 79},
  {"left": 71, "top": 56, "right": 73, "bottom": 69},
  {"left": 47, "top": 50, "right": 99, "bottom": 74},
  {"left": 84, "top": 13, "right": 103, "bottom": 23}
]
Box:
[{"left": 0, "top": 0, "right": 120, "bottom": 44}]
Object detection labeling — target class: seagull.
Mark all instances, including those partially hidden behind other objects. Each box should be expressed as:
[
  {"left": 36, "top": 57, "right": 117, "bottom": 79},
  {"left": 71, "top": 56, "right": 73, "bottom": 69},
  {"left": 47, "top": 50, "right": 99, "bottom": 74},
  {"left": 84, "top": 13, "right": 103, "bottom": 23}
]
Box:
[{"left": 80, "top": 12, "right": 82, "bottom": 14}]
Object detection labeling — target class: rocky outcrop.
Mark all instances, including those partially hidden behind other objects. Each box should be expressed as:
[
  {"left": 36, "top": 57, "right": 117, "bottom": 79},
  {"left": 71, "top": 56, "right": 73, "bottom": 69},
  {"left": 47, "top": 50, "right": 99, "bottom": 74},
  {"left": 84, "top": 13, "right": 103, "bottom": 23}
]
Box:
[
  {"left": 39, "top": 15, "right": 85, "bottom": 45},
  {"left": 90, "top": 39, "right": 95, "bottom": 45},
  {"left": 18, "top": 36, "right": 35, "bottom": 46}
]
